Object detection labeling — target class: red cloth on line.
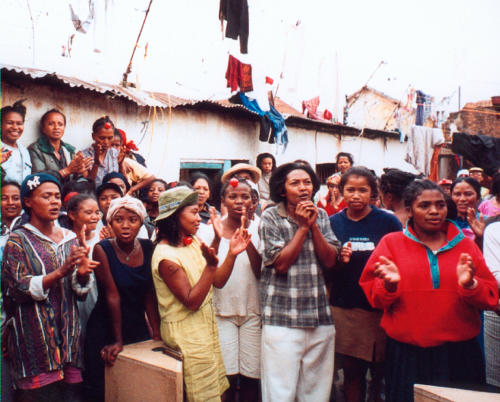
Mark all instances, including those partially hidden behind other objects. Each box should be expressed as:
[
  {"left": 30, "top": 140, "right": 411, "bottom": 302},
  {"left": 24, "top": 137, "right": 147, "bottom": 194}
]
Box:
[
  {"left": 302, "top": 96, "right": 328, "bottom": 121},
  {"left": 225, "top": 55, "right": 253, "bottom": 92}
]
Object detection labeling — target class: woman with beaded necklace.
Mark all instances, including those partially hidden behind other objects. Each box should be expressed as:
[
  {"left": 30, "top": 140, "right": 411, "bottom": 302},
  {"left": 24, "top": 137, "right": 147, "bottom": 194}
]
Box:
[{"left": 83, "top": 196, "right": 160, "bottom": 402}]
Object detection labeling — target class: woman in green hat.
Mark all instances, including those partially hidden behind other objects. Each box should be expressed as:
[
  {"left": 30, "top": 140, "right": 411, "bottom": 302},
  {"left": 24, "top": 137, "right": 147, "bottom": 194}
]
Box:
[{"left": 152, "top": 185, "right": 251, "bottom": 402}]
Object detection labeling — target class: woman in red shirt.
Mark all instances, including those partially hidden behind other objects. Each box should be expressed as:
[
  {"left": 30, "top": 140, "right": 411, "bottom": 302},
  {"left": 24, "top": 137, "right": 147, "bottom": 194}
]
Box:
[
  {"left": 360, "top": 180, "right": 498, "bottom": 402},
  {"left": 318, "top": 174, "right": 346, "bottom": 216}
]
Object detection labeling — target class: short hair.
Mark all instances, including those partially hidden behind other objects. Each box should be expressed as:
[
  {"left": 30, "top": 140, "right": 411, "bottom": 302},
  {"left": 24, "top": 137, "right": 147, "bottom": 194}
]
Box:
[
  {"left": 336, "top": 152, "right": 354, "bottom": 165},
  {"left": 220, "top": 176, "right": 252, "bottom": 198},
  {"left": 1, "top": 180, "right": 21, "bottom": 192},
  {"left": 269, "top": 162, "right": 320, "bottom": 204},
  {"left": 156, "top": 202, "right": 197, "bottom": 246},
  {"left": 40, "top": 109, "right": 66, "bottom": 129},
  {"left": 66, "top": 194, "right": 97, "bottom": 226},
  {"left": 1, "top": 100, "right": 27, "bottom": 123},
  {"left": 490, "top": 173, "right": 500, "bottom": 197},
  {"left": 256, "top": 153, "right": 276, "bottom": 171},
  {"left": 61, "top": 178, "right": 96, "bottom": 201},
  {"left": 403, "top": 179, "right": 446, "bottom": 208},
  {"left": 103, "top": 172, "right": 131, "bottom": 192},
  {"left": 340, "top": 166, "right": 378, "bottom": 197},
  {"left": 92, "top": 115, "right": 115, "bottom": 134},
  {"left": 380, "top": 168, "right": 418, "bottom": 199},
  {"left": 450, "top": 177, "right": 481, "bottom": 201}
]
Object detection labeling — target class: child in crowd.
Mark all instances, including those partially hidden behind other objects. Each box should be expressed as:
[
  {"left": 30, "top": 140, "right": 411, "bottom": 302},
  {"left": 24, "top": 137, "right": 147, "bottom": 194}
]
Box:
[
  {"left": 256, "top": 152, "right": 276, "bottom": 205},
  {"left": 328, "top": 167, "right": 402, "bottom": 402}
]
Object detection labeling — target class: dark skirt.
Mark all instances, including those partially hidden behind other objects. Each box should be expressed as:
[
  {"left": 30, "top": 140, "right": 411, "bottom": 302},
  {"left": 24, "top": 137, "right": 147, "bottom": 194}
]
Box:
[{"left": 385, "top": 337, "right": 485, "bottom": 402}]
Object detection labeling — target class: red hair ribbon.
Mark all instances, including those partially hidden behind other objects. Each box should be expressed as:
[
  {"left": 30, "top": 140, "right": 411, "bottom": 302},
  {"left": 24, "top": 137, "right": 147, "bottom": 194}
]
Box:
[
  {"left": 118, "top": 129, "right": 139, "bottom": 152},
  {"left": 229, "top": 178, "right": 239, "bottom": 188},
  {"left": 64, "top": 191, "right": 79, "bottom": 205}
]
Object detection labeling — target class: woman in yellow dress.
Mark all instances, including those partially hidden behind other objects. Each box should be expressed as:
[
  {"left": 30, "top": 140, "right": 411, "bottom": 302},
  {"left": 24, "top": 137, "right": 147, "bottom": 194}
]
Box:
[{"left": 151, "top": 185, "right": 251, "bottom": 402}]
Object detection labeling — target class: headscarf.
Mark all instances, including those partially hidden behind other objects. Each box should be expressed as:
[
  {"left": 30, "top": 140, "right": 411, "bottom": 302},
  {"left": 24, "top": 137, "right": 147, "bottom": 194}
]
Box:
[{"left": 106, "top": 195, "right": 147, "bottom": 223}]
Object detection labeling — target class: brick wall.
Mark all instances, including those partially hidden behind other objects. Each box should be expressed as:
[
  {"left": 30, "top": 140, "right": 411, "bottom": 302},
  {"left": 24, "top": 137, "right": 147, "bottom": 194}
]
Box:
[{"left": 443, "top": 99, "right": 500, "bottom": 139}]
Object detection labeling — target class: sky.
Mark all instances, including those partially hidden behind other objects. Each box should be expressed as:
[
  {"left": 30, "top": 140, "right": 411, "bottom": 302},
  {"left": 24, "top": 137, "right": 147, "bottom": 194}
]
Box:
[{"left": 1, "top": 0, "right": 499, "bottom": 118}]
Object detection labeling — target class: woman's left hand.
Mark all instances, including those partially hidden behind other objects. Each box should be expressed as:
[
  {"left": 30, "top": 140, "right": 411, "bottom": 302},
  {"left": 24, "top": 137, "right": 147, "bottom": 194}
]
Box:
[
  {"left": 467, "top": 207, "right": 485, "bottom": 238},
  {"left": 456, "top": 253, "right": 477, "bottom": 289},
  {"left": 100, "top": 342, "right": 123, "bottom": 366},
  {"left": 229, "top": 227, "right": 251, "bottom": 256}
]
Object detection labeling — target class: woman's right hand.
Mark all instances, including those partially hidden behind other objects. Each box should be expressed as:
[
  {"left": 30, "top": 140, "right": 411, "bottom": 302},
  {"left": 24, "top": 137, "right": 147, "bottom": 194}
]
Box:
[
  {"left": 60, "top": 246, "right": 88, "bottom": 277},
  {"left": 373, "top": 256, "right": 400, "bottom": 292},
  {"left": 201, "top": 242, "right": 218, "bottom": 268},
  {"left": 340, "top": 242, "right": 352, "bottom": 263},
  {"left": 100, "top": 224, "right": 115, "bottom": 240},
  {"left": 100, "top": 342, "right": 123, "bottom": 366},
  {"left": 209, "top": 206, "right": 223, "bottom": 239},
  {"left": 1, "top": 148, "right": 12, "bottom": 164}
]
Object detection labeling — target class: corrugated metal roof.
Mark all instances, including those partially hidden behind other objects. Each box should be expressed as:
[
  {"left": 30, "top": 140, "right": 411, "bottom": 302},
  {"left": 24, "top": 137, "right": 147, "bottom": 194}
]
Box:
[
  {"left": 1, "top": 63, "right": 193, "bottom": 108},
  {"left": 1, "top": 63, "right": 399, "bottom": 139}
]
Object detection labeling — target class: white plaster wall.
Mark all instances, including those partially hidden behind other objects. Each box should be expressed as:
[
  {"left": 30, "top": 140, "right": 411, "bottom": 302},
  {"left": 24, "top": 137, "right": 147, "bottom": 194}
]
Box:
[{"left": 3, "top": 80, "right": 417, "bottom": 183}]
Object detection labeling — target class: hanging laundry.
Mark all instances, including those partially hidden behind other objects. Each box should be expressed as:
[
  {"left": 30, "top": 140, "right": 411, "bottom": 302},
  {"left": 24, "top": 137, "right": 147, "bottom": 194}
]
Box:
[
  {"left": 415, "top": 90, "right": 432, "bottom": 126},
  {"left": 323, "top": 109, "right": 333, "bottom": 120},
  {"left": 451, "top": 132, "right": 500, "bottom": 176},
  {"left": 69, "top": 0, "right": 95, "bottom": 33},
  {"left": 237, "top": 93, "right": 289, "bottom": 151},
  {"left": 219, "top": 0, "right": 249, "bottom": 54},
  {"left": 225, "top": 55, "right": 253, "bottom": 93},
  {"left": 405, "top": 125, "right": 444, "bottom": 176},
  {"left": 302, "top": 97, "right": 329, "bottom": 122}
]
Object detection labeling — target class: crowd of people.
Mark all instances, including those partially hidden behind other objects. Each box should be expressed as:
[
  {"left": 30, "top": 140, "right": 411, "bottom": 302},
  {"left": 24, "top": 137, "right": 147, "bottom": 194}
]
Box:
[{"left": 1, "top": 100, "right": 499, "bottom": 402}]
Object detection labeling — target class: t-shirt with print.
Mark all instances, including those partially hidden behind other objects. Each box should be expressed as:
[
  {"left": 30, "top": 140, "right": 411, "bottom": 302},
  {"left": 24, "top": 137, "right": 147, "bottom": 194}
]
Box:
[{"left": 328, "top": 206, "right": 402, "bottom": 310}]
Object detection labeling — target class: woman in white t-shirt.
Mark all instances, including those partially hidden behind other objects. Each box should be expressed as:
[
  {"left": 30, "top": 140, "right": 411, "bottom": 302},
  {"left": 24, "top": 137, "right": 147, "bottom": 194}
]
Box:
[
  {"left": 199, "top": 177, "right": 262, "bottom": 402},
  {"left": 1, "top": 100, "right": 32, "bottom": 184}
]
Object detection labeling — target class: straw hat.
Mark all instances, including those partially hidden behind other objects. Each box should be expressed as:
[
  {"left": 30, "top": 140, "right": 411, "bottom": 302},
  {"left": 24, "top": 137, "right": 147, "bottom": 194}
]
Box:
[{"left": 221, "top": 163, "right": 262, "bottom": 184}]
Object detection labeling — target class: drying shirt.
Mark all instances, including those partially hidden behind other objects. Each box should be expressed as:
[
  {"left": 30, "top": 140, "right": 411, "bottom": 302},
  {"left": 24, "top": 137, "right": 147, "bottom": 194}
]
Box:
[
  {"left": 359, "top": 221, "right": 498, "bottom": 347},
  {"left": 328, "top": 207, "right": 402, "bottom": 310},
  {"left": 405, "top": 125, "right": 444, "bottom": 176}
]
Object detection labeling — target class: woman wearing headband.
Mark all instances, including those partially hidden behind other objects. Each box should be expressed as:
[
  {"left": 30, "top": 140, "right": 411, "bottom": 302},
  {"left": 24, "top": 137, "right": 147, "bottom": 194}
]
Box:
[{"left": 83, "top": 196, "right": 160, "bottom": 402}]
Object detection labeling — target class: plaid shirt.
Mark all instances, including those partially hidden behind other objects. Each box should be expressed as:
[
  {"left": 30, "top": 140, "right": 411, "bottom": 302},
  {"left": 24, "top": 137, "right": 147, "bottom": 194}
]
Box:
[
  {"left": 259, "top": 203, "right": 340, "bottom": 328},
  {"left": 81, "top": 146, "right": 119, "bottom": 187}
]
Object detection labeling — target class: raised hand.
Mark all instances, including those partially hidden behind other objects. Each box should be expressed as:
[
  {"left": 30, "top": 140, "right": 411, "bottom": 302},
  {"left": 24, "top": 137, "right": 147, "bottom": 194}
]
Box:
[
  {"left": 99, "top": 224, "right": 115, "bottom": 240},
  {"left": 240, "top": 206, "right": 248, "bottom": 229},
  {"left": 340, "top": 241, "right": 353, "bottom": 263},
  {"left": 201, "top": 242, "right": 218, "bottom": 268},
  {"left": 117, "top": 145, "right": 127, "bottom": 164},
  {"left": 456, "top": 253, "right": 477, "bottom": 289},
  {"left": 373, "top": 256, "right": 401, "bottom": 292},
  {"left": 295, "top": 201, "right": 318, "bottom": 228},
  {"left": 467, "top": 208, "right": 485, "bottom": 238},
  {"left": 1, "top": 148, "right": 13, "bottom": 164},
  {"left": 209, "top": 206, "right": 223, "bottom": 239},
  {"left": 229, "top": 227, "right": 251, "bottom": 256},
  {"left": 60, "top": 246, "right": 88, "bottom": 277}
]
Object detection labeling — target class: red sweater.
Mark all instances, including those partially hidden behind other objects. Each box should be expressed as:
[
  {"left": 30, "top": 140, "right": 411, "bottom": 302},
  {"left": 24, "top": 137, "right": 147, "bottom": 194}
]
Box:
[{"left": 359, "top": 222, "right": 498, "bottom": 347}]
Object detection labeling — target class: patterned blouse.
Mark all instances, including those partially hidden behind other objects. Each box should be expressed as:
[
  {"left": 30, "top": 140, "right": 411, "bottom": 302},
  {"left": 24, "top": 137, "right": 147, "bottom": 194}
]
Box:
[{"left": 1, "top": 224, "right": 93, "bottom": 384}]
